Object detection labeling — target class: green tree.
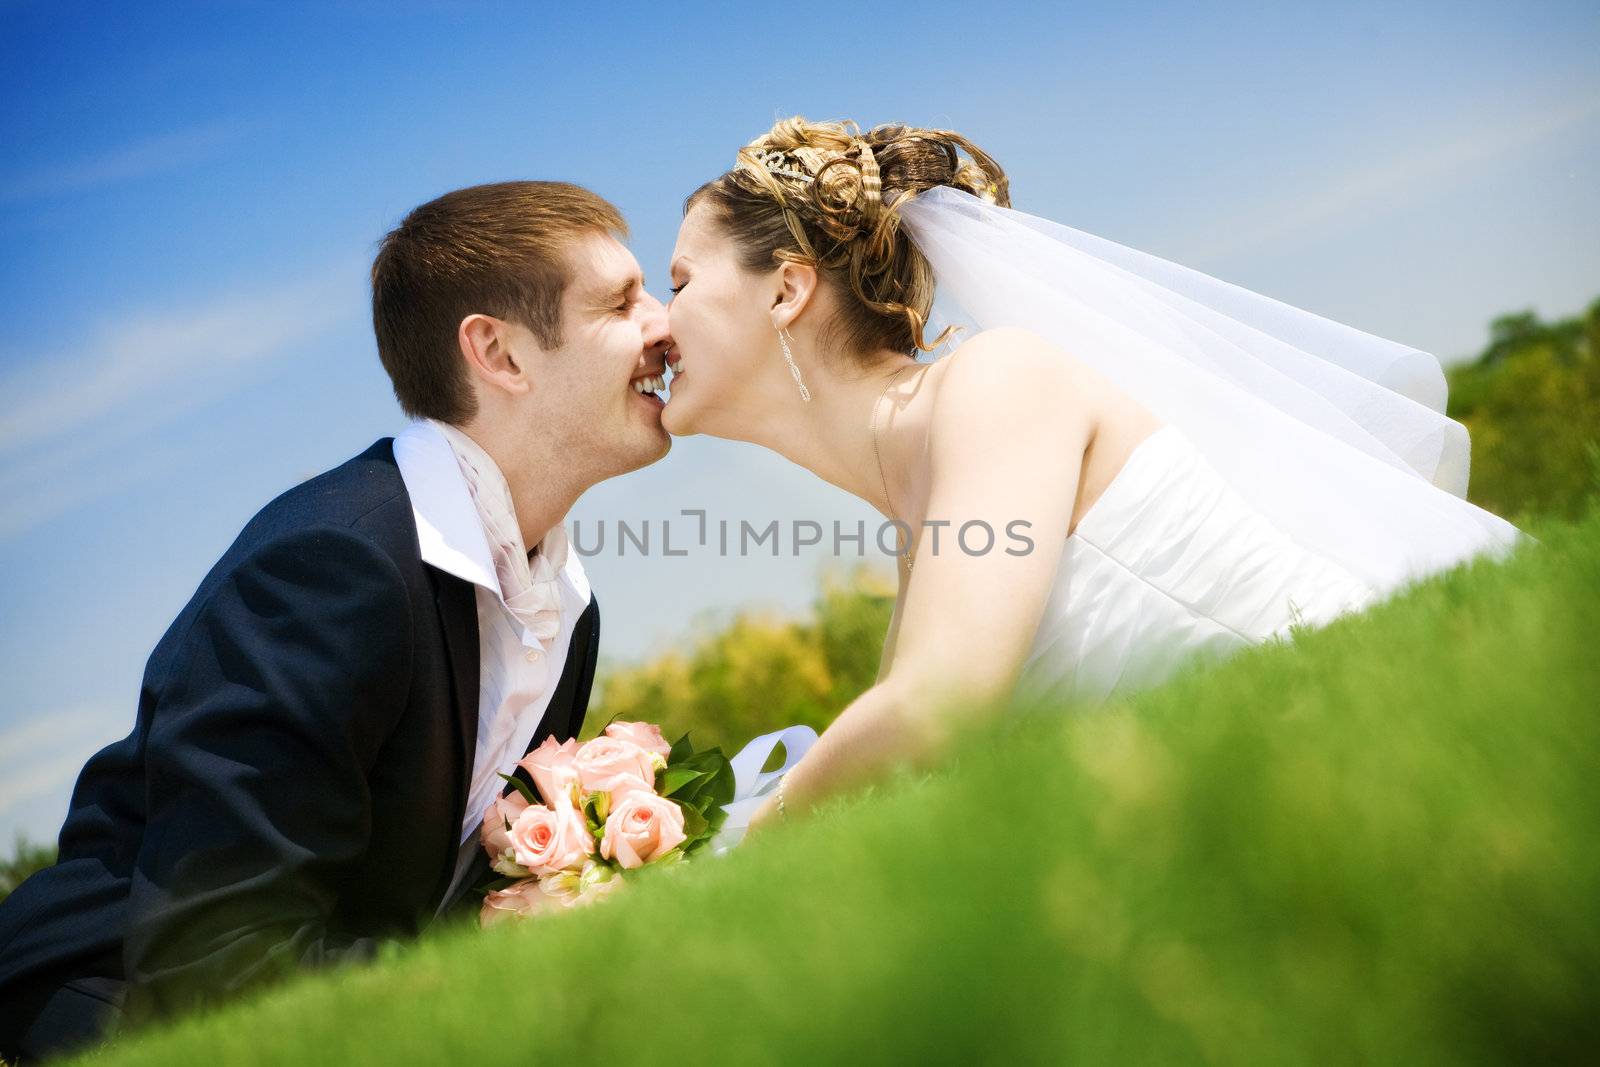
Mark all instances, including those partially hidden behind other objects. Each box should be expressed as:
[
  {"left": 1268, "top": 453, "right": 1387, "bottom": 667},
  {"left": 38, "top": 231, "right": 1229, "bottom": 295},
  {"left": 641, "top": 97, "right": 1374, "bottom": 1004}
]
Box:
[
  {"left": 1447, "top": 297, "right": 1600, "bottom": 522},
  {"left": 589, "top": 565, "right": 895, "bottom": 749},
  {"left": 1, "top": 834, "right": 56, "bottom": 903}
]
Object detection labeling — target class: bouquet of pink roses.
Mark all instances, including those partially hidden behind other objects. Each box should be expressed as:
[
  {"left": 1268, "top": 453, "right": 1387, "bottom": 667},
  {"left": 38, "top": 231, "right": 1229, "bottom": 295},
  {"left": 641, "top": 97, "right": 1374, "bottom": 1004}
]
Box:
[{"left": 477, "top": 720, "right": 734, "bottom": 927}]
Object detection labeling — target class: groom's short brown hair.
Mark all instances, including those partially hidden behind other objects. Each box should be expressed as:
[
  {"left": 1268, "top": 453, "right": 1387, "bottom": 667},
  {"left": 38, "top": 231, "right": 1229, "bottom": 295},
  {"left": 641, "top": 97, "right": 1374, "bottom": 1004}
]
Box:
[{"left": 371, "top": 180, "right": 627, "bottom": 424}]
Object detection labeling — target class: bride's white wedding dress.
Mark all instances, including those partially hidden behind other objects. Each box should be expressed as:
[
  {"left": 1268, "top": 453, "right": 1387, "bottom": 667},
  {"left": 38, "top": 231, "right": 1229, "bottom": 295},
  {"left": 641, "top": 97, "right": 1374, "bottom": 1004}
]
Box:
[{"left": 1020, "top": 423, "right": 1378, "bottom": 703}]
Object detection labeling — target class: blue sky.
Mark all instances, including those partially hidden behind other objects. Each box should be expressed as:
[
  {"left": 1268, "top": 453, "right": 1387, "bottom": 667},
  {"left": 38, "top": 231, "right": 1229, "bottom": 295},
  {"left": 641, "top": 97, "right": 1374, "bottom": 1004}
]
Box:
[{"left": 2, "top": 0, "right": 1597, "bottom": 844}]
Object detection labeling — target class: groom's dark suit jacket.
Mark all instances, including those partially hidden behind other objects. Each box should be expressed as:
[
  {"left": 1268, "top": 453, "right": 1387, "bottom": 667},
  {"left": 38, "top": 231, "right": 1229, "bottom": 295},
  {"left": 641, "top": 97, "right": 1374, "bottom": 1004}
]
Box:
[{"left": 0, "top": 439, "right": 599, "bottom": 1062}]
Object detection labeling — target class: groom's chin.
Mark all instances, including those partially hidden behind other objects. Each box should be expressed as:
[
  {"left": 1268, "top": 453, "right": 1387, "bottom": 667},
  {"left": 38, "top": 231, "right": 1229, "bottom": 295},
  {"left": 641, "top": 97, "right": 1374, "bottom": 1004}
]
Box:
[
  {"left": 642, "top": 426, "right": 673, "bottom": 463},
  {"left": 641, "top": 426, "right": 672, "bottom": 462},
  {"left": 610, "top": 434, "right": 671, "bottom": 478}
]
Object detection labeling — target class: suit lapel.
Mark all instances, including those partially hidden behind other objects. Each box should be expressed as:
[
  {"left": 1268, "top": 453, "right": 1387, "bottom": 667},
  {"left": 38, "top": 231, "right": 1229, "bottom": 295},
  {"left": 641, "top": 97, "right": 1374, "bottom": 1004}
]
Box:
[
  {"left": 428, "top": 569, "right": 481, "bottom": 910},
  {"left": 563, "top": 594, "right": 601, "bottom": 741}
]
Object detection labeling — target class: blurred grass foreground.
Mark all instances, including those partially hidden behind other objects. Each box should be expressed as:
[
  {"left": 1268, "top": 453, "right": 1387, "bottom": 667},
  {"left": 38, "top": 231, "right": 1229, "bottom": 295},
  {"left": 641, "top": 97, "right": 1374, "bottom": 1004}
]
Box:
[{"left": 65, "top": 303, "right": 1600, "bottom": 1065}]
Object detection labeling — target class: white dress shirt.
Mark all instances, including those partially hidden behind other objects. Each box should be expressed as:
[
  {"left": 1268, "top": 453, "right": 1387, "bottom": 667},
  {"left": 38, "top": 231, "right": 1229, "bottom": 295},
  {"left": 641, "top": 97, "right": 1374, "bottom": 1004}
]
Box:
[{"left": 390, "top": 419, "right": 592, "bottom": 908}]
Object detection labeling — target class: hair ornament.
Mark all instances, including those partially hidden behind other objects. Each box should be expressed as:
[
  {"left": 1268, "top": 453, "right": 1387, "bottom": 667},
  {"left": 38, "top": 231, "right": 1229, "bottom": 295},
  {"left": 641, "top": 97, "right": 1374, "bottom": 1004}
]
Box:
[{"left": 748, "top": 148, "right": 814, "bottom": 185}]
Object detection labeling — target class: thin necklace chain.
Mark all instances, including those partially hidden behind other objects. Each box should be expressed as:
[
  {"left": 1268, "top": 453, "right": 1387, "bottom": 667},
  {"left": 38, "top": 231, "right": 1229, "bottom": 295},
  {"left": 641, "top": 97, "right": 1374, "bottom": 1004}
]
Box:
[{"left": 871, "top": 362, "right": 921, "bottom": 573}]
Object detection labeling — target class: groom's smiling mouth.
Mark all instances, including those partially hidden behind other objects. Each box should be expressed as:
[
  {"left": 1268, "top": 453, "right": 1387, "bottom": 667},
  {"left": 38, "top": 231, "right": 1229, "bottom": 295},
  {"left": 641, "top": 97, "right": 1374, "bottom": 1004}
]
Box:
[{"left": 629, "top": 351, "right": 683, "bottom": 409}]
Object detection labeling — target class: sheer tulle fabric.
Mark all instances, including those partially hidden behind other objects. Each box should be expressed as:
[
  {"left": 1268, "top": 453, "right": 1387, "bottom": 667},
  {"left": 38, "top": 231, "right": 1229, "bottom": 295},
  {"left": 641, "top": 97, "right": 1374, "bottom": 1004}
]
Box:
[{"left": 898, "top": 187, "right": 1522, "bottom": 595}]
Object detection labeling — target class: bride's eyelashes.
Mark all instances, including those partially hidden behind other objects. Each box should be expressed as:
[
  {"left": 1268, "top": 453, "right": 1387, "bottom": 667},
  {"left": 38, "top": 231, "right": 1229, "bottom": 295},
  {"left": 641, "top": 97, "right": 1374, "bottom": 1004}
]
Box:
[{"left": 669, "top": 283, "right": 686, "bottom": 295}]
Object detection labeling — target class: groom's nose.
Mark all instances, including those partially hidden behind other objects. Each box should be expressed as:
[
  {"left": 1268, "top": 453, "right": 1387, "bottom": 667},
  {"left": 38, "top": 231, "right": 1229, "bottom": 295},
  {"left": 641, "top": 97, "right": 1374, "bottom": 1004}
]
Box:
[{"left": 638, "top": 290, "right": 671, "bottom": 354}]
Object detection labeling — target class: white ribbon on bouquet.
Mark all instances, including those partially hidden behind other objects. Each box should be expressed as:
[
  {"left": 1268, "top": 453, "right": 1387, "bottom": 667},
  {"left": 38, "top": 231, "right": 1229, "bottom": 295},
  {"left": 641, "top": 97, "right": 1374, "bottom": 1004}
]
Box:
[{"left": 710, "top": 725, "right": 818, "bottom": 854}]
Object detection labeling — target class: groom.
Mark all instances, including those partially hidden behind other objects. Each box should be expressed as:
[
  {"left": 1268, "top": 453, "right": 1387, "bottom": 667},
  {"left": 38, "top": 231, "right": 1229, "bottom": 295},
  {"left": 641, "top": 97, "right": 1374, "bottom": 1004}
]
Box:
[{"left": 0, "top": 181, "right": 674, "bottom": 1062}]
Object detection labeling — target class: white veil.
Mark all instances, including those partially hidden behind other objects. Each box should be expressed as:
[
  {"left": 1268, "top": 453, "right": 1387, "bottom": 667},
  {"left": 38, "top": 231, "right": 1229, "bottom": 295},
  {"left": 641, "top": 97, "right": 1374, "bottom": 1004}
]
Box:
[{"left": 897, "top": 187, "right": 1522, "bottom": 594}]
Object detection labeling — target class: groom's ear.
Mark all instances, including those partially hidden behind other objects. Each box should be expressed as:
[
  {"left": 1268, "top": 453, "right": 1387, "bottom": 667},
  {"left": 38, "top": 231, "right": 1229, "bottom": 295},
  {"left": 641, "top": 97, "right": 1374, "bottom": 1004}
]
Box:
[
  {"left": 770, "top": 262, "right": 818, "bottom": 331},
  {"left": 458, "top": 313, "right": 534, "bottom": 398}
]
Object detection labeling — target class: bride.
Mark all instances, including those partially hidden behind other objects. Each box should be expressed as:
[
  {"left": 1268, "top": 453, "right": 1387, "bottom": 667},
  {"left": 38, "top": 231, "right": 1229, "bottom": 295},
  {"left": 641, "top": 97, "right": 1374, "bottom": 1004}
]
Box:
[{"left": 658, "top": 117, "right": 1522, "bottom": 834}]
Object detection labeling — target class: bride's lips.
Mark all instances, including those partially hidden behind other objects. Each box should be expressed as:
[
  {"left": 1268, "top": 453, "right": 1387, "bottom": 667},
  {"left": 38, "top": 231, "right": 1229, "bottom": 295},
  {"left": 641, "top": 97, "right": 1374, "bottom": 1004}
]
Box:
[{"left": 660, "top": 351, "right": 684, "bottom": 401}]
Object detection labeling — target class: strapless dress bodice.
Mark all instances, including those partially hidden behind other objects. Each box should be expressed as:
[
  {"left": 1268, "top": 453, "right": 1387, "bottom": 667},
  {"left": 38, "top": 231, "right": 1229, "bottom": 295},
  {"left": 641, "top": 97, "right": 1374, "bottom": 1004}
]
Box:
[{"left": 1021, "top": 425, "right": 1379, "bottom": 703}]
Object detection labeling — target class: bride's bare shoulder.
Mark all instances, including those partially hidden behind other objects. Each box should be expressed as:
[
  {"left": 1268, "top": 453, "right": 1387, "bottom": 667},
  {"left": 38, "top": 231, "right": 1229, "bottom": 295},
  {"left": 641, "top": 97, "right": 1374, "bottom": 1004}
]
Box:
[
  {"left": 936, "top": 326, "right": 1081, "bottom": 382},
  {"left": 929, "top": 326, "right": 1081, "bottom": 402},
  {"left": 925, "top": 326, "right": 1090, "bottom": 441}
]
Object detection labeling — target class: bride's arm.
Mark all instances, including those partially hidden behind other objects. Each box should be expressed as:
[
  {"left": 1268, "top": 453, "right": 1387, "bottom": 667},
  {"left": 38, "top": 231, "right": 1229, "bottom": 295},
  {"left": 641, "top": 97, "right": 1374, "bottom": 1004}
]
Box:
[
  {"left": 873, "top": 595, "right": 902, "bottom": 686},
  {"left": 748, "top": 329, "right": 1092, "bottom": 830}
]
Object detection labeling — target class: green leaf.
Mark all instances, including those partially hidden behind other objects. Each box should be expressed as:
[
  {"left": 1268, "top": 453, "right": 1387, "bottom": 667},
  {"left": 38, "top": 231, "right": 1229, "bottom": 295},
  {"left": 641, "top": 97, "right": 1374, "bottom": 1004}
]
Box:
[
  {"left": 690, "top": 759, "right": 736, "bottom": 814},
  {"left": 674, "top": 777, "right": 711, "bottom": 810},
  {"left": 669, "top": 755, "right": 721, "bottom": 786},
  {"left": 668, "top": 732, "right": 695, "bottom": 765},
  {"left": 660, "top": 766, "right": 711, "bottom": 796},
  {"left": 668, "top": 751, "right": 735, "bottom": 817},
  {"left": 710, "top": 763, "right": 737, "bottom": 800},
  {"left": 682, "top": 825, "right": 724, "bottom": 857},
  {"left": 678, "top": 803, "right": 709, "bottom": 840},
  {"left": 495, "top": 772, "right": 538, "bottom": 806},
  {"left": 678, "top": 749, "right": 720, "bottom": 769}
]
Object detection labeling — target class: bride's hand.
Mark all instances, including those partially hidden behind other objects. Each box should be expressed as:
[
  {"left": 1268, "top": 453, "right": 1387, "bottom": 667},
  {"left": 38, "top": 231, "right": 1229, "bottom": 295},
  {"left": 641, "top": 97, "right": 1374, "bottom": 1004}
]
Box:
[{"left": 744, "top": 790, "right": 781, "bottom": 836}]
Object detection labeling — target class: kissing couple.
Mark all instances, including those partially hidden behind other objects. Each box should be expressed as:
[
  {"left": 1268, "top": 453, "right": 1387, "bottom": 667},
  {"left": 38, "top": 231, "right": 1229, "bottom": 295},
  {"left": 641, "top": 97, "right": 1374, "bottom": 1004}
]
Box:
[{"left": 0, "top": 116, "right": 1520, "bottom": 1063}]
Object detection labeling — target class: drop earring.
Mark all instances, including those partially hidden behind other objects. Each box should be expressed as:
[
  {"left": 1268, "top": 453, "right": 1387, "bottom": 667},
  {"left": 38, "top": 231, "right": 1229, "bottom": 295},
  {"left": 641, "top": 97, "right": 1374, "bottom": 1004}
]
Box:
[{"left": 777, "top": 327, "right": 812, "bottom": 402}]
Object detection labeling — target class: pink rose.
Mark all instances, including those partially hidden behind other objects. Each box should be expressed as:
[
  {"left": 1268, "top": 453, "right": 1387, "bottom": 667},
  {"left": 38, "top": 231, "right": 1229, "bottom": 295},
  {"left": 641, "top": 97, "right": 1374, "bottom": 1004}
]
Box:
[
  {"left": 479, "top": 878, "right": 551, "bottom": 928},
  {"left": 600, "top": 790, "right": 687, "bottom": 869},
  {"left": 517, "top": 736, "right": 581, "bottom": 807},
  {"left": 604, "top": 721, "right": 672, "bottom": 760},
  {"left": 479, "top": 792, "right": 532, "bottom": 877},
  {"left": 575, "top": 736, "right": 660, "bottom": 796},
  {"left": 507, "top": 800, "right": 594, "bottom": 876}
]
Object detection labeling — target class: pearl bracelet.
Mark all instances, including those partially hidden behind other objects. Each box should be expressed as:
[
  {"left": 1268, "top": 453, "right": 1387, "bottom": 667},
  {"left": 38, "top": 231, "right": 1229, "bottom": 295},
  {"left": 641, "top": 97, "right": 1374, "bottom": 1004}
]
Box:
[{"left": 776, "top": 773, "right": 787, "bottom": 819}]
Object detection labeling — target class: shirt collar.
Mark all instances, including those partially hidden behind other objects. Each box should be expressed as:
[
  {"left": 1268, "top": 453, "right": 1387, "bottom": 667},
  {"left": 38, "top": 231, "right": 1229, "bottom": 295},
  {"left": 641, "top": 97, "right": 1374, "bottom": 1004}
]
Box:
[{"left": 391, "top": 420, "right": 590, "bottom": 605}]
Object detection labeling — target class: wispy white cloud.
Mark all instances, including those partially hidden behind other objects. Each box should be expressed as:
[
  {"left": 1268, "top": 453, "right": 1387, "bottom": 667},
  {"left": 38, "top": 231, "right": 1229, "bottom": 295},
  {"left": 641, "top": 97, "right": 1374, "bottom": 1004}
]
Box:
[
  {"left": 0, "top": 704, "right": 108, "bottom": 763},
  {"left": 0, "top": 442, "right": 188, "bottom": 541},
  {"left": 0, "top": 122, "right": 245, "bottom": 205},
  {"left": 1190, "top": 94, "right": 1600, "bottom": 262},
  {"left": 0, "top": 266, "right": 357, "bottom": 455},
  {"left": 0, "top": 263, "right": 361, "bottom": 540},
  {"left": 0, "top": 702, "right": 121, "bottom": 817}
]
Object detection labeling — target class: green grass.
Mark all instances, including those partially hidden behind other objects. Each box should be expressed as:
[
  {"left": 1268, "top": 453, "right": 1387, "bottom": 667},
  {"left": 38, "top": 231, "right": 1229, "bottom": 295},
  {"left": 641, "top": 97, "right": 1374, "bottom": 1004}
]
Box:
[{"left": 75, "top": 506, "right": 1599, "bottom": 1066}]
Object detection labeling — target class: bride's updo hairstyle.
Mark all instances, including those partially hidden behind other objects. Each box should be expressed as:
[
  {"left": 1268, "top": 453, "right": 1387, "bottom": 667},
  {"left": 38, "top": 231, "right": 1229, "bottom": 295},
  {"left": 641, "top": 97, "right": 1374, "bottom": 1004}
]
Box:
[{"left": 686, "top": 117, "right": 1010, "bottom": 357}]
